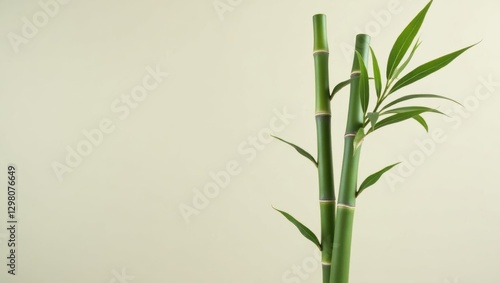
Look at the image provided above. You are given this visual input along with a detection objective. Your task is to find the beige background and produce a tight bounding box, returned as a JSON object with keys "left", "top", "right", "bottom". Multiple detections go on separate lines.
{"left": 0, "top": 0, "right": 499, "bottom": 282}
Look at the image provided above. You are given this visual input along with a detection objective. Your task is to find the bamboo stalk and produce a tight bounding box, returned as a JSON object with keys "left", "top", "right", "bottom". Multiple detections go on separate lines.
{"left": 330, "top": 34, "right": 370, "bottom": 283}
{"left": 312, "top": 14, "right": 336, "bottom": 283}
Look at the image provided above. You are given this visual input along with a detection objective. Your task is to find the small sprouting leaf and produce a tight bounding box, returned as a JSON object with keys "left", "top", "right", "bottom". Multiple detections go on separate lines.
{"left": 356, "top": 163, "right": 400, "bottom": 197}
{"left": 331, "top": 79, "right": 352, "bottom": 100}
{"left": 370, "top": 47, "right": 382, "bottom": 98}
{"left": 412, "top": 114, "right": 428, "bottom": 132}
{"left": 373, "top": 107, "right": 441, "bottom": 131}
{"left": 389, "top": 43, "right": 477, "bottom": 94}
{"left": 387, "top": 0, "right": 432, "bottom": 80}
{"left": 381, "top": 94, "right": 462, "bottom": 111}
{"left": 273, "top": 207, "right": 322, "bottom": 250}
{"left": 392, "top": 39, "right": 422, "bottom": 80}
{"left": 367, "top": 112, "right": 379, "bottom": 130}
{"left": 356, "top": 52, "right": 370, "bottom": 114}
{"left": 272, "top": 136, "right": 317, "bottom": 167}
{"left": 353, "top": 127, "right": 365, "bottom": 152}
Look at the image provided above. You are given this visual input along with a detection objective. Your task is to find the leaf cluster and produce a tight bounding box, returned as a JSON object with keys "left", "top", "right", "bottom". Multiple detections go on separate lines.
{"left": 271, "top": 0, "right": 475, "bottom": 248}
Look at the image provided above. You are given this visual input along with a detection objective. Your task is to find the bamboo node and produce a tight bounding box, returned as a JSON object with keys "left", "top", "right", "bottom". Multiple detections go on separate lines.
{"left": 315, "top": 112, "right": 331, "bottom": 117}
{"left": 337, "top": 203, "right": 355, "bottom": 209}
{"left": 344, "top": 133, "right": 356, "bottom": 138}
{"left": 321, "top": 262, "right": 332, "bottom": 266}
{"left": 319, "top": 199, "right": 335, "bottom": 203}
{"left": 313, "top": 49, "right": 329, "bottom": 55}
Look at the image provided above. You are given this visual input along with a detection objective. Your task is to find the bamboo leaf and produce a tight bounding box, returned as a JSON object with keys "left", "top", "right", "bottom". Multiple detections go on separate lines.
{"left": 381, "top": 94, "right": 462, "bottom": 111}
{"left": 386, "top": 1, "right": 432, "bottom": 80}
{"left": 373, "top": 108, "right": 441, "bottom": 131}
{"left": 367, "top": 112, "right": 379, "bottom": 131}
{"left": 272, "top": 136, "right": 317, "bottom": 167}
{"left": 381, "top": 106, "right": 445, "bottom": 116}
{"left": 331, "top": 79, "right": 352, "bottom": 100}
{"left": 390, "top": 43, "right": 477, "bottom": 94}
{"left": 412, "top": 114, "right": 428, "bottom": 132}
{"left": 356, "top": 52, "right": 370, "bottom": 114}
{"left": 392, "top": 39, "right": 422, "bottom": 80}
{"left": 273, "top": 207, "right": 322, "bottom": 250}
{"left": 356, "top": 163, "right": 400, "bottom": 197}
{"left": 353, "top": 127, "right": 365, "bottom": 152}
{"left": 374, "top": 111, "right": 421, "bottom": 130}
{"left": 370, "top": 47, "right": 382, "bottom": 98}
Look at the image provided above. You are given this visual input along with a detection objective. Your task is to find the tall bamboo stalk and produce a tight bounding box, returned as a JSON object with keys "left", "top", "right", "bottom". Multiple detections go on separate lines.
{"left": 312, "top": 14, "right": 336, "bottom": 283}
{"left": 274, "top": 4, "right": 472, "bottom": 283}
{"left": 330, "top": 34, "right": 370, "bottom": 283}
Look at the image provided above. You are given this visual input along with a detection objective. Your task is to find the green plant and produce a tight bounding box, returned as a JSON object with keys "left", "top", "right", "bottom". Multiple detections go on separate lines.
{"left": 272, "top": 1, "right": 475, "bottom": 282}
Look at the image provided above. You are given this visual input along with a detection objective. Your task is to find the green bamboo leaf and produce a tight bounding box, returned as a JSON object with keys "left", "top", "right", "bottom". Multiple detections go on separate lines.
{"left": 370, "top": 47, "right": 382, "bottom": 98}
{"left": 387, "top": 1, "right": 432, "bottom": 80}
{"left": 356, "top": 52, "right": 370, "bottom": 114}
{"left": 381, "top": 94, "right": 462, "bottom": 111}
{"left": 367, "top": 112, "right": 379, "bottom": 131}
{"left": 331, "top": 78, "right": 352, "bottom": 100}
{"left": 381, "top": 106, "right": 445, "bottom": 116}
{"left": 412, "top": 114, "right": 428, "bottom": 132}
{"left": 374, "top": 111, "right": 421, "bottom": 130}
{"left": 272, "top": 136, "right": 317, "bottom": 167}
{"left": 353, "top": 127, "right": 365, "bottom": 152}
{"left": 356, "top": 163, "right": 400, "bottom": 197}
{"left": 389, "top": 43, "right": 477, "bottom": 94}
{"left": 273, "top": 207, "right": 322, "bottom": 250}
{"left": 373, "top": 108, "right": 441, "bottom": 131}
{"left": 392, "top": 39, "right": 421, "bottom": 80}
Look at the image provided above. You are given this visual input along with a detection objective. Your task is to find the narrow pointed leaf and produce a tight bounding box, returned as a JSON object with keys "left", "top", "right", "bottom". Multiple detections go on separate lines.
{"left": 331, "top": 78, "right": 352, "bottom": 100}
{"left": 353, "top": 127, "right": 365, "bottom": 152}
{"left": 356, "top": 52, "right": 370, "bottom": 114}
{"left": 370, "top": 47, "right": 382, "bottom": 98}
{"left": 273, "top": 207, "right": 322, "bottom": 250}
{"left": 272, "top": 136, "right": 317, "bottom": 167}
{"left": 356, "top": 163, "right": 400, "bottom": 197}
{"left": 387, "top": 1, "right": 432, "bottom": 80}
{"left": 381, "top": 106, "right": 445, "bottom": 116}
{"left": 412, "top": 114, "right": 428, "bottom": 132}
{"left": 367, "top": 112, "right": 379, "bottom": 130}
{"left": 374, "top": 111, "right": 421, "bottom": 130}
{"left": 390, "top": 43, "right": 477, "bottom": 94}
{"left": 373, "top": 108, "right": 442, "bottom": 131}
{"left": 381, "top": 94, "right": 462, "bottom": 111}
{"left": 393, "top": 39, "right": 422, "bottom": 80}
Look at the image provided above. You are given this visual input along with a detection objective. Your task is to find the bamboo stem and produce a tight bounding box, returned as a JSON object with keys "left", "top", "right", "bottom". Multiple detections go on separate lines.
{"left": 330, "top": 34, "right": 370, "bottom": 283}
{"left": 312, "top": 14, "right": 336, "bottom": 283}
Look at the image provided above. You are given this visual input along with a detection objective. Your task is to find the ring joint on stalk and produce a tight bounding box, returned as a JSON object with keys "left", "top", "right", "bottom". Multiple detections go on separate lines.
{"left": 337, "top": 203, "right": 356, "bottom": 209}
{"left": 315, "top": 111, "right": 331, "bottom": 117}
{"left": 321, "top": 262, "right": 332, "bottom": 266}
{"left": 313, "top": 50, "right": 329, "bottom": 55}
{"left": 344, "top": 133, "right": 356, "bottom": 138}
{"left": 319, "top": 199, "right": 335, "bottom": 203}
